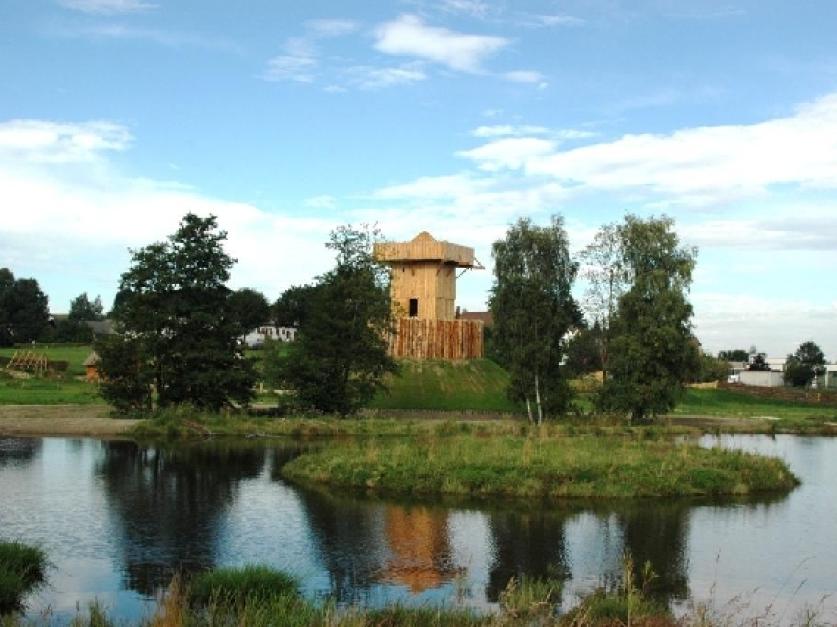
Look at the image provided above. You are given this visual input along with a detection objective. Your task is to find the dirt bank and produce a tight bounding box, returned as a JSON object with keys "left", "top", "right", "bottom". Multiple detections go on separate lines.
{"left": 0, "top": 405, "right": 142, "bottom": 437}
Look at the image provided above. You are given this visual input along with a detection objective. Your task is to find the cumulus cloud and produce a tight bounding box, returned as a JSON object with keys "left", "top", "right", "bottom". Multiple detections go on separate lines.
{"left": 444, "top": 93, "right": 837, "bottom": 204}
{"left": 457, "top": 137, "right": 556, "bottom": 171}
{"left": 0, "top": 119, "right": 132, "bottom": 163}
{"left": 0, "top": 119, "right": 336, "bottom": 303}
{"left": 374, "top": 14, "right": 507, "bottom": 73}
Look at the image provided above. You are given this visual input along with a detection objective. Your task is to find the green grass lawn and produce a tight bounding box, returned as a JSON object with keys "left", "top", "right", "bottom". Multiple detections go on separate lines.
{"left": 370, "top": 359, "right": 521, "bottom": 412}
{"left": 0, "top": 344, "right": 93, "bottom": 377}
{"left": 675, "top": 388, "right": 837, "bottom": 421}
{"left": 0, "top": 344, "right": 101, "bottom": 405}
{"left": 0, "top": 376, "right": 103, "bottom": 405}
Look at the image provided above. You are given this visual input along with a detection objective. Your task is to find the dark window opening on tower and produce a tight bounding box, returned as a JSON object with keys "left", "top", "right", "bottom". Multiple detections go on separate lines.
{"left": 409, "top": 298, "right": 419, "bottom": 317}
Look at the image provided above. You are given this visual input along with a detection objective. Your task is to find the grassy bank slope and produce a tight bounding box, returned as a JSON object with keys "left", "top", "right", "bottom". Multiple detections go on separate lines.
{"left": 283, "top": 435, "right": 798, "bottom": 499}
{"left": 371, "top": 359, "right": 520, "bottom": 413}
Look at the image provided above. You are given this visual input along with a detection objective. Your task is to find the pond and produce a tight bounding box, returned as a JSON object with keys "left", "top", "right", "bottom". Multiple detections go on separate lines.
{"left": 0, "top": 434, "right": 835, "bottom": 624}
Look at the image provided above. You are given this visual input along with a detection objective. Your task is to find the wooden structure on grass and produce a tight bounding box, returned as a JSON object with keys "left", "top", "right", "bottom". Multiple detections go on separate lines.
{"left": 374, "top": 231, "right": 484, "bottom": 360}
{"left": 5, "top": 350, "right": 49, "bottom": 376}
{"left": 83, "top": 351, "right": 101, "bottom": 382}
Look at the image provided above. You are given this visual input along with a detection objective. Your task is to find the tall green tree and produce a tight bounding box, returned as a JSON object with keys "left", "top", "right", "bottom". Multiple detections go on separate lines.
{"left": 101, "top": 213, "right": 257, "bottom": 412}
{"left": 68, "top": 292, "right": 105, "bottom": 321}
{"left": 599, "top": 215, "right": 698, "bottom": 423}
{"left": 272, "top": 284, "right": 317, "bottom": 328}
{"left": 281, "top": 225, "right": 397, "bottom": 416}
{"left": 0, "top": 268, "right": 49, "bottom": 346}
{"left": 784, "top": 341, "right": 826, "bottom": 387}
{"left": 489, "top": 216, "right": 580, "bottom": 423}
{"left": 718, "top": 349, "right": 750, "bottom": 362}
{"left": 228, "top": 288, "right": 271, "bottom": 333}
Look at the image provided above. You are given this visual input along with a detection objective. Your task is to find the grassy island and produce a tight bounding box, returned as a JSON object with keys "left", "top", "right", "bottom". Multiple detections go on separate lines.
{"left": 282, "top": 436, "right": 798, "bottom": 499}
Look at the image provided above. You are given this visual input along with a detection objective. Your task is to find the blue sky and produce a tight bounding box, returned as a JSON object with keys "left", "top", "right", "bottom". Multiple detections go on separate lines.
{"left": 1, "top": 0, "right": 836, "bottom": 358}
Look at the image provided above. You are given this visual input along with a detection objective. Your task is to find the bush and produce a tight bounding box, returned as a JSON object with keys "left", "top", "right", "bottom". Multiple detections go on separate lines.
{"left": 189, "top": 566, "right": 298, "bottom": 607}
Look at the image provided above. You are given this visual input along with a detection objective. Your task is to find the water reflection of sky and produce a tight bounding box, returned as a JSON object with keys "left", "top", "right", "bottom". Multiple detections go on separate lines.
{"left": 1, "top": 435, "right": 835, "bottom": 624}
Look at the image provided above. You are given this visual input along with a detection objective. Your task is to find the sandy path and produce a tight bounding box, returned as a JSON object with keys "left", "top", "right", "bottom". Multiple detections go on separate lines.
{"left": 0, "top": 405, "right": 142, "bottom": 437}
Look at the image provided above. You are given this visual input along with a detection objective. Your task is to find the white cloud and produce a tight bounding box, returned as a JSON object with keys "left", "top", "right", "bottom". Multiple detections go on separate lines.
{"left": 467, "top": 92, "right": 837, "bottom": 204}
{"left": 502, "top": 70, "right": 546, "bottom": 84}
{"left": 693, "top": 293, "right": 837, "bottom": 359}
{"left": 0, "top": 119, "right": 336, "bottom": 303}
{"left": 374, "top": 14, "right": 508, "bottom": 73}
{"left": 263, "top": 55, "right": 317, "bottom": 83}
{"left": 457, "top": 137, "right": 556, "bottom": 171}
{"left": 57, "top": 0, "right": 155, "bottom": 14}
{"left": 439, "top": 0, "right": 491, "bottom": 18}
{"left": 305, "top": 194, "right": 337, "bottom": 209}
{"left": 520, "top": 14, "right": 585, "bottom": 27}
{"left": 305, "top": 18, "right": 359, "bottom": 37}
{"left": 346, "top": 64, "right": 427, "bottom": 89}
{"left": 681, "top": 212, "right": 837, "bottom": 251}
{"left": 472, "top": 125, "right": 549, "bottom": 137}
{"left": 53, "top": 23, "right": 241, "bottom": 52}
{"left": 0, "top": 119, "right": 131, "bottom": 163}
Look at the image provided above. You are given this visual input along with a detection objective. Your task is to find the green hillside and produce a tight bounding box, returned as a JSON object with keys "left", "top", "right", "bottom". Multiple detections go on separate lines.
{"left": 371, "top": 359, "right": 520, "bottom": 413}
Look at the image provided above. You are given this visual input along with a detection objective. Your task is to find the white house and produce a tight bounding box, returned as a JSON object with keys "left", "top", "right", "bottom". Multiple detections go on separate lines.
{"left": 816, "top": 364, "right": 837, "bottom": 390}
{"left": 244, "top": 326, "right": 296, "bottom": 348}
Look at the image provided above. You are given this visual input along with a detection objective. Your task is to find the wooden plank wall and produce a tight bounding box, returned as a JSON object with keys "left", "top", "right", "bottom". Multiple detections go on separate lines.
{"left": 389, "top": 318, "right": 484, "bottom": 360}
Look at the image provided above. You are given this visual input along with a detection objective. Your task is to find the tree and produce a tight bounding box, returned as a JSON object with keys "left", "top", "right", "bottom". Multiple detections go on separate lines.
{"left": 100, "top": 213, "right": 257, "bottom": 413}
{"left": 97, "top": 334, "right": 153, "bottom": 414}
{"left": 578, "top": 223, "right": 630, "bottom": 384}
{"left": 563, "top": 323, "right": 604, "bottom": 378}
{"left": 69, "top": 292, "right": 105, "bottom": 321}
{"left": 689, "top": 353, "right": 729, "bottom": 383}
{"left": 228, "top": 288, "right": 271, "bottom": 334}
{"left": 599, "top": 215, "right": 698, "bottom": 423}
{"left": 784, "top": 341, "right": 826, "bottom": 388}
{"left": 718, "top": 349, "right": 750, "bottom": 362}
{"left": 489, "top": 216, "right": 580, "bottom": 423}
{"left": 281, "top": 225, "right": 397, "bottom": 415}
{"left": 272, "top": 284, "right": 317, "bottom": 328}
{"left": 0, "top": 268, "right": 49, "bottom": 346}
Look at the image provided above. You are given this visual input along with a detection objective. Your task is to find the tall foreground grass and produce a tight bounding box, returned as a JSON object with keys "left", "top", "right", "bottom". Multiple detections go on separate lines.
{"left": 282, "top": 435, "right": 799, "bottom": 498}
{"left": 0, "top": 542, "right": 47, "bottom": 612}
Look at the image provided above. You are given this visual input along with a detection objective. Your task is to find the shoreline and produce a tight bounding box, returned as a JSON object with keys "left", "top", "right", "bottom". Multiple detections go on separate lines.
{"left": 1, "top": 404, "right": 836, "bottom": 438}
{"left": 0, "top": 405, "right": 141, "bottom": 437}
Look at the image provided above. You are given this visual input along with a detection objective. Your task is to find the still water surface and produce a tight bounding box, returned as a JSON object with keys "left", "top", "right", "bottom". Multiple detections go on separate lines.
{"left": 1, "top": 434, "right": 835, "bottom": 623}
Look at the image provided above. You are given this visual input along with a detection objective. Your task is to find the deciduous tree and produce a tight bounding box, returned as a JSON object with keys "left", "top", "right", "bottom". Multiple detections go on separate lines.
{"left": 0, "top": 268, "right": 49, "bottom": 346}
{"left": 100, "top": 213, "right": 256, "bottom": 413}
{"left": 784, "top": 340, "right": 826, "bottom": 387}
{"left": 599, "top": 215, "right": 698, "bottom": 423}
{"left": 281, "top": 225, "right": 397, "bottom": 415}
{"left": 490, "top": 216, "right": 580, "bottom": 423}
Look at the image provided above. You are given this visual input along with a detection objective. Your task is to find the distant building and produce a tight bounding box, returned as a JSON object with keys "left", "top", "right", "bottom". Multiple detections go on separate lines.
{"left": 244, "top": 326, "right": 296, "bottom": 348}
{"left": 456, "top": 308, "right": 493, "bottom": 327}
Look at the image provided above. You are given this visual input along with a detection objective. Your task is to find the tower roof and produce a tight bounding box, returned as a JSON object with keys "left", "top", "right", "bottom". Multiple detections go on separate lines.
{"left": 373, "top": 231, "right": 480, "bottom": 268}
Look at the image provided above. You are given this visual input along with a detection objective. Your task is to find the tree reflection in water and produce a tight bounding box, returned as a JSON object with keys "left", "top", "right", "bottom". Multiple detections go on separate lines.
{"left": 96, "top": 440, "right": 265, "bottom": 596}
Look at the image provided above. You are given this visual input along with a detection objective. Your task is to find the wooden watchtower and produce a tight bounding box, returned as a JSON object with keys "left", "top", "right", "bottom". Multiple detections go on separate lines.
{"left": 374, "top": 232, "right": 484, "bottom": 359}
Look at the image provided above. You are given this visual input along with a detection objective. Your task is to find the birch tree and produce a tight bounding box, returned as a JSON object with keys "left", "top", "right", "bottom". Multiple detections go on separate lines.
{"left": 489, "top": 216, "right": 579, "bottom": 423}
{"left": 578, "top": 223, "right": 629, "bottom": 383}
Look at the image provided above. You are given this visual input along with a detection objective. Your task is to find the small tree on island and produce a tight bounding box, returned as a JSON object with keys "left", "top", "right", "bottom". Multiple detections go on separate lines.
{"left": 98, "top": 213, "right": 257, "bottom": 413}
{"left": 272, "top": 225, "right": 397, "bottom": 416}
{"left": 784, "top": 341, "right": 826, "bottom": 388}
{"left": 598, "top": 215, "right": 699, "bottom": 423}
{"left": 489, "top": 216, "right": 580, "bottom": 423}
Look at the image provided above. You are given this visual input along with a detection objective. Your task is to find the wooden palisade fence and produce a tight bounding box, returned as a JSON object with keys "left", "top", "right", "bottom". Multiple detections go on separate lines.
{"left": 388, "top": 318, "right": 484, "bottom": 360}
